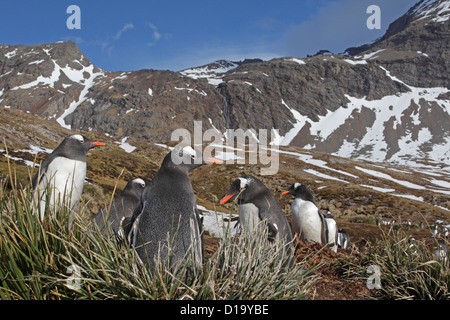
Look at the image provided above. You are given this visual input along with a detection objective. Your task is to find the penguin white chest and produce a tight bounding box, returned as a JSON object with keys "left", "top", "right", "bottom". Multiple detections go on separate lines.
{"left": 291, "top": 199, "right": 322, "bottom": 243}
{"left": 39, "top": 157, "right": 86, "bottom": 209}
{"left": 238, "top": 203, "right": 260, "bottom": 233}
{"left": 325, "top": 218, "right": 338, "bottom": 252}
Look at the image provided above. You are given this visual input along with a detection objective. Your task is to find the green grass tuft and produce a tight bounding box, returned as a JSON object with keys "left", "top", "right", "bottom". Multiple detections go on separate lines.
{"left": 0, "top": 172, "right": 316, "bottom": 300}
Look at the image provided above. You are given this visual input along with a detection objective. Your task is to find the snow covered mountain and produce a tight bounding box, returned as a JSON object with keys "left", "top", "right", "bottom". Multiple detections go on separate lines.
{"left": 216, "top": 0, "right": 450, "bottom": 167}
{"left": 180, "top": 59, "right": 262, "bottom": 86}
{"left": 0, "top": 0, "right": 449, "bottom": 170}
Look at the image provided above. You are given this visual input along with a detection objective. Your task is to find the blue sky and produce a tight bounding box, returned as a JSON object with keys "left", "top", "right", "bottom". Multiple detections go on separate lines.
{"left": 0, "top": 0, "right": 418, "bottom": 71}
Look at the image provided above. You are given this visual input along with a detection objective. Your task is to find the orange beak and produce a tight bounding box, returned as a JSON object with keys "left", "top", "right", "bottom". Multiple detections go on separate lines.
{"left": 219, "top": 194, "right": 236, "bottom": 205}
{"left": 281, "top": 190, "right": 290, "bottom": 195}
{"left": 91, "top": 141, "right": 106, "bottom": 147}
{"left": 203, "top": 158, "right": 223, "bottom": 164}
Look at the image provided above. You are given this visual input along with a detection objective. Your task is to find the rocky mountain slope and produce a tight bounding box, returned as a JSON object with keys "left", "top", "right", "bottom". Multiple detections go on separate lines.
{"left": 0, "top": 0, "right": 449, "bottom": 169}
{"left": 1, "top": 105, "right": 449, "bottom": 237}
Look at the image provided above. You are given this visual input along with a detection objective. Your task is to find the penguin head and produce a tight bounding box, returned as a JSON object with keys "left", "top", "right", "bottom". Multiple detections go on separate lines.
{"left": 218, "top": 175, "right": 258, "bottom": 205}
{"left": 437, "top": 239, "right": 448, "bottom": 250}
{"left": 281, "top": 182, "right": 316, "bottom": 204}
{"left": 167, "top": 145, "right": 222, "bottom": 172}
{"left": 123, "top": 178, "right": 146, "bottom": 199}
{"left": 55, "top": 135, "right": 106, "bottom": 160}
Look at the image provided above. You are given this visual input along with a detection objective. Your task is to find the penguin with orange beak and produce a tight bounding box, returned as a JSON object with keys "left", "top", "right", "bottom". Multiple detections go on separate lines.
{"left": 129, "top": 145, "right": 222, "bottom": 271}
{"left": 32, "top": 134, "right": 106, "bottom": 221}
{"left": 219, "top": 175, "right": 293, "bottom": 250}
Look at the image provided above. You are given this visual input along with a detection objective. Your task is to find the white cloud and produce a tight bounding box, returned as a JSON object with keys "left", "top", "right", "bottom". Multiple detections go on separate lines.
{"left": 93, "top": 23, "right": 134, "bottom": 55}
{"left": 146, "top": 22, "right": 165, "bottom": 46}
{"left": 114, "top": 23, "right": 134, "bottom": 40}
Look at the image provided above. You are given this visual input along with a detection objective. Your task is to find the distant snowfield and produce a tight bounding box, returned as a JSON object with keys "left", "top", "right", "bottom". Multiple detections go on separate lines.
{"left": 1, "top": 144, "right": 54, "bottom": 168}
{"left": 416, "top": 0, "right": 450, "bottom": 23}
{"left": 272, "top": 65, "right": 450, "bottom": 168}
{"left": 180, "top": 61, "right": 239, "bottom": 86}
{"left": 115, "top": 137, "right": 136, "bottom": 153}
{"left": 7, "top": 49, "right": 106, "bottom": 130}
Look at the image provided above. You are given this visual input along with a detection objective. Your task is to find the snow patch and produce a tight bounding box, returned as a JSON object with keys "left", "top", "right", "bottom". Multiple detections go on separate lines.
{"left": 5, "top": 49, "right": 18, "bottom": 59}
{"left": 115, "top": 137, "right": 136, "bottom": 153}
{"left": 343, "top": 59, "right": 367, "bottom": 65}
{"left": 286, "top": 58, "right": 306, "bottom": 65}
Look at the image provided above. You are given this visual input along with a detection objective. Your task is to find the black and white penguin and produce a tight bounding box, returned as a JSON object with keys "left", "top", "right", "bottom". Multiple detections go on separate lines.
{"left": 282, "top": 183, "right": 337, "bottom": 251}
{"left": 218, "top": 175, "right": 293, "bottom": 249}
{"left": 337, "top": 228, "right": 351, "bottom": 249}
{"left": 32, "top": 134, "right": 105, "bottom": 220}
{"left": 282, "top": 183, "right": 323, "bottom": 245}
{"left": 93, "top": 178, "right": 146, "bottom": 238}
{"left": 322, "top": 210, "right": 338, "bottom": 252}
{"left": 128, "top": 145, "right": 221, "bottom": 271}
{"left": 433, "top": 239, "right": 448, "bottom": 262}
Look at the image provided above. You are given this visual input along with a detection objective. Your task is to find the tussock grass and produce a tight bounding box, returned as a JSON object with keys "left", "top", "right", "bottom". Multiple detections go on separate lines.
{"left": 0, "top": 168, "right": 316, "bottom": 300}
{"left": 349, "top": 227, "right": 450, "bottom": 300}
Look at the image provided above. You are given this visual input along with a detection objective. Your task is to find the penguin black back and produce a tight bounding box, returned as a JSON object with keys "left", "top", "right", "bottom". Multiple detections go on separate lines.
{"left": 94, "top": 178, "right": 145, "bottom": 237}
{"left": 219, "top": 175, "right": 294, "bottom": 247}
{"left": 130, "top": 146, "right": 221, "bottom": 271}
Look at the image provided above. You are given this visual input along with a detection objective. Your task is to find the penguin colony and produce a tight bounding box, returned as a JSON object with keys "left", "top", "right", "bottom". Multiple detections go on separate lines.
{"left": 32, "top": 135, "right": 355, "bottom": 271}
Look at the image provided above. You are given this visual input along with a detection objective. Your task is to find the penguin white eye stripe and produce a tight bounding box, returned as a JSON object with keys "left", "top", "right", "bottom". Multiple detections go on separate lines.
{"left": 133, "top": 178, "right": 145, "bottom": 185}
{"left": 239, "top": 178, "right": 248, "bottom": 189}
{"left": 294, "top": 182, "right": 301, "bottom": 189}
{"left": 238, "top": 177, "right": 250, "bottom": 189}
{"left": 182, "top": 146, "right": 196, "bottom": 157}
{"left": 71, "top": 134, "right": 84, "bottom": 142}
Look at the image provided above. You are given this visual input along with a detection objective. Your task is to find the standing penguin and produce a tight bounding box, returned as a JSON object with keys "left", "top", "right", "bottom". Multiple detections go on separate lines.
{"left": 282, "top": 183, "right": 334, "bottom": 250}
{"left": 337, "top": 228, "right": 351, "bottom": 249}
{"left": 322, "top": 210, "right": 338, "bottom": 252}
{"left": 32, "top": 134, "right": 105, "bottom": 220}
{"left": 218, "top": 175, "right": 293, "bottom": 250}
{"left": 129, "top": 146, "right": 221, "bottom": 271}
{"left": 93, "top": 178, "right": 145, "bottom": 238}
{"left": 433, "top": 239, "right": 448, "bottom": 262}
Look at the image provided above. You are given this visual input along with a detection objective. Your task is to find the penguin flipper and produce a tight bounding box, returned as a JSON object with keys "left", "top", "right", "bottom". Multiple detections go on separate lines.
{"left": 194, "top": 206, "right": 204, "bottom": 263}
{"left": 32, "top": 162, "right": 48, "bottom": 190}
{"left": 31, "top": 153, "right": 59, "bottom": 190}
{"left": 257, "top": 206, "right": 279, "bottom": 242}
{"left": 318, "top": 210, "right": 329, "bottom": 245}
{"left": 127, "top": 200, "right": 145, "bottom": 246}
{"left": 267, "top": 222, "right": 278, "bottom": 242}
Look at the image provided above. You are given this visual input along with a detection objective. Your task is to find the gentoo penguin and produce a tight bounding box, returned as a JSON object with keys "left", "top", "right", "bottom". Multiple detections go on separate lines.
{"left": 432, "top": 225, "right": 440, "bottom": 238}
{"left": 322, "top": 210, "right": 338, "bottom": 252}
{"left": 93, "top": 178, "right": 145, "bottom": 238}
{"left": 337, "top": 228, "right": 351, "bottom": 249}
{"left": 282, "top": 183, "right": 333, "bottom": 250}
{"left": 32, "top": 134, "right": 105, "bottom": 220}
{"left": 128, "top": 146, "right": 221, "bottom": 271}
{"left": 218, "top": 175, "right": 293, "bottom": 250}
{"left": 433, "top": 239, "right": 448, "bottom": 262}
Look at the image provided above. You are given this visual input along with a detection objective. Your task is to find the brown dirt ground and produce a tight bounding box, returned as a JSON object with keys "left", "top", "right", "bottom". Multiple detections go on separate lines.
{"left": 203, "top": 232, "right": 381, "bottom": 300}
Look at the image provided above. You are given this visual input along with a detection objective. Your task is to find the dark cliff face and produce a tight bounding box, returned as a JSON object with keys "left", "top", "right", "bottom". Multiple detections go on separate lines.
{"left": 217, "top": 56, "right": 409, "bottom": 134}
{"left": 0, "top": 0, "right": 449, "bottom": 165}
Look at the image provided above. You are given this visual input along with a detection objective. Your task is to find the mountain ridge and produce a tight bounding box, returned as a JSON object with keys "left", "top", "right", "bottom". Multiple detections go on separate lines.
{"left": 0, "top": 0, "right": 449, "bottom": 169}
